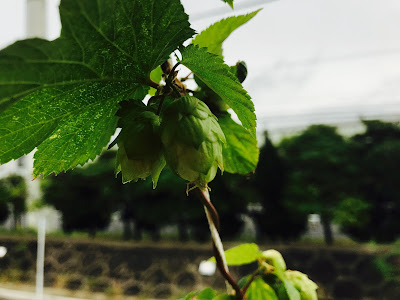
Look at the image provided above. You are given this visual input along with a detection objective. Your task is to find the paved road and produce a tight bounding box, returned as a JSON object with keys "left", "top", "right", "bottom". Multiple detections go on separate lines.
{"left": 0, "top": 288, "right": 88, "bottom": 300}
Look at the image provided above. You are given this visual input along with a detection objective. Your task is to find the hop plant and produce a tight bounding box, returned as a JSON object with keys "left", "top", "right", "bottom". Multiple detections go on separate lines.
{"left": 114, "top": 109, "right": 165, "bottom": 187}
{"left": 160, "top": 96, "right": 225, "bottom": 189}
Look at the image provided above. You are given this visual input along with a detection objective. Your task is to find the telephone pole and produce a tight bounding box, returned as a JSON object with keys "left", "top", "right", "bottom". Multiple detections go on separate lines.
{"left": 26, "top": 0, "right": 47, "bottom": 38}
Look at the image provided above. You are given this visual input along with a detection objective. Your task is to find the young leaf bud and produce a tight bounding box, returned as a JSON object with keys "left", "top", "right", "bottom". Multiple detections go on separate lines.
{"left": 262, "top": 249, "right": 287, "bottom": 272}
{"left": 160, "top": 96, "right": 225, "bottom": 189}
{"left": 285, "top": 270, "right": 318, "bottom": 300}
{"left": 115, "top": 111, "right": 165, "bottom": 188}
{"left": 236, "top": 60, "right": 248, "bottom": 83}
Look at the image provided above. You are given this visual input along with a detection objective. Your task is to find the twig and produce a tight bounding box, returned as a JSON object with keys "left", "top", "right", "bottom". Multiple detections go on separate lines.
{"left": 197, "top": 188, "right": 243, "bottom": 299}
{"left": 147, "top": 78, "right": 159, "bottom": 90}
{"left": 241, "top": 269, "right": 260, "bottom": 295}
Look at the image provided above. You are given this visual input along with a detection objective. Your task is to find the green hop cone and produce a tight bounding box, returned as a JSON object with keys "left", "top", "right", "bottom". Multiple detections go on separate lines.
{"left": 160, "top": 96, "right": 226, "bottom": 188}
{"left": 285, "top": 270, "right": 318, "bottom": 300}
{"left": 262, "top": 249, "right": 287, "bottom": 273}
{"left": 115, "top": 111, "right": 165, "bottom": 188}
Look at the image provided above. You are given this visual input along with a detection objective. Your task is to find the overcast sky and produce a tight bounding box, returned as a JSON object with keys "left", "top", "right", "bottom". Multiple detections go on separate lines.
{"left": 1, "top": 0, "right": 400, "bottom": 133}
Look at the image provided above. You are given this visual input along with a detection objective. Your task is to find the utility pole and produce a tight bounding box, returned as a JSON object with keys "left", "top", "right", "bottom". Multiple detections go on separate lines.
{"left": 26, "top": 2, "right": 47, "bottom": 299}
{"left": 26, "top": 0, "right": 47, "bottom": 38}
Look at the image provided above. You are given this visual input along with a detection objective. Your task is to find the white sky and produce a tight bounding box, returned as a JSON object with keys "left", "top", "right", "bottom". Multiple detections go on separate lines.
{"left": 1, "top": 0, "right": 400, "bottom": 133}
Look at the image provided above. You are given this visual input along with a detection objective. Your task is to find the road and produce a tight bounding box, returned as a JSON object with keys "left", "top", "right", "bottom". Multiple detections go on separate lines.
{"left": 0, "top": 287, "right": 88, "bottom": 300}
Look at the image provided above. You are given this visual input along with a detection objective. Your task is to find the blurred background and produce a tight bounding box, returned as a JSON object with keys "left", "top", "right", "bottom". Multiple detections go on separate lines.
{"left": 0, "top": 0, "right": 399, "bottom": 299}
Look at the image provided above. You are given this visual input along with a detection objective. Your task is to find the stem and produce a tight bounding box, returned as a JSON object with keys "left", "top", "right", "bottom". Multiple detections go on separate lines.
{"left": 156, "top": 95, "right": 166, "bottom": 115}
{"left": 196, "top": 189, "right": 220, "bottom": 230}
{"left": 197, "top": 188, "right": 243, "bottom": 299}
{"left": 147, "top": 78, "right": 159, "bottom": 90}
{"left": 241, "top": 269, "right": 260, "bottom": 295}
{"left": 170, "top": 62, "right": 181, "bottom": 77}
{"left": 181, "top": 71, "right": 193, "bottom": 81}
{"left": 171, "top": 83, "right": 182, "bottom": 97}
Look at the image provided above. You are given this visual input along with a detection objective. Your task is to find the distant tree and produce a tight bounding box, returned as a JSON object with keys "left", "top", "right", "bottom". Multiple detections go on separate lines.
{"left": 279, "top": 125, "right": 351, "bottom": 245}
{"left": 42, "top": 152, "right": 120, "bottom": 237}
{"left": 0, "top": 181, "right": 11, "bottom": 224}
{"left": 120, "top": 170, "right": 187, "bottom": 241}
{"left": 122, "top": 169, "right": 249, "bottom": 242}
{"left": 341, "top": 120, "right": 400, "bottom": 242}
{"left": 0, "top": 175, "right": 27, "bottom": 229}
{"left": 43, "top": 149, "right": 250, "bottom": 241}
{"left": 252, "top": 132, "right": 308, "bottom": 242}
{"left": 204, "top": 172, "right": 249, "bottom": 240}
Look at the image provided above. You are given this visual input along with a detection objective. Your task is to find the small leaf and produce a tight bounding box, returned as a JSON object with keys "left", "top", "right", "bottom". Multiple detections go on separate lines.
{"left": 261, "top": 249, "right": 287, "bottom": 273}
{"left": 218, "top": 113, "right": 258, "bottom": 174}
{"left": 179, "top": 291, "right": 196, "bottom": 300}
{"left": 221, "top": 0, "right": 234, "bottom": 9}
{"left": 209, "top": 243, "right": 260, "bottom": 266}
{"left": 246, "top": 278, "right": 279, "bottom": 300}
{"left": 285, "top": 270, "right": 318, "bottom": 300}
{"left": 180, "top": 45, "right": 256, "bottom": 138}
{"left": 193, "top": 10, "right": 261, "bottom": 56}
{"left": 213, "top": 295, "right": 235, "bottom": 300}
{"left": 197, "top": 288, "right": 217, "bottom": 300}
{"left": 278, "top": 279, "right": 301, "bottom": 300}
{"left": 149, "top": 66, "right": 163, "bottom": 96}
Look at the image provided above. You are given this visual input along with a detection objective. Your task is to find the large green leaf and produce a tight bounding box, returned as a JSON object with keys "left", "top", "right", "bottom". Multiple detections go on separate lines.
{"left": 209, "top": 243, "right": 261, "bottom": 266}
{"left": 179, "top": 45, "right": 256, "bottom": 137}
{"left": 193, "top": 10, "right": 261, "bottom": 56}
{"left": 218, "top": 113, "right": 258, "bottom": 174}
{"left": 246, "top": 278, "right": 279, "bottom": 300}
{"left": 0, "top": 0, "right": 194, "bottom": 175}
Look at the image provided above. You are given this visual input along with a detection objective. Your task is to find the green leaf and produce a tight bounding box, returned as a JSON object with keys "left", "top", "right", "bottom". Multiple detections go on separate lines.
{"left": 209, "top": 243, "right": 260, "bottom": 266}
{"left": 33, "top": 83, "right": 132, "bottom": 177}
{"left": 246, "top": 278, "right": 279, "bottom": 300}
{"left": 179, "top": 291, "right": 196, "bottom": 300}
{"left": 218, "top": 113, "right": 258, "bottom": 174}
{"left": 149, "top": 66, "right": 163, "bottom": 96}
{"left": 221, "top": 0, "right": 234, "bottom": 9}
{"left": 213, "top": 295, "right": 235, "bottom": 300}
{"left": 197, "top": 288, "right": 217, "bottom": 300}
{"left": 180, "top": 45, "right": 256, "bottom": 137}
{"left": 0, "top": 0, "right": 194, "bottom": 174}
{"left": 180, "top": 288, "right": 217, "bottom": 300}
{"left": 278, "top": 279, "right": 301, "bottom": 300}
{"left": 284, "top": 270, "right": 318, "bottom": 300}
{"left": 193, "top": 10, "right": 261, "bottom": 56}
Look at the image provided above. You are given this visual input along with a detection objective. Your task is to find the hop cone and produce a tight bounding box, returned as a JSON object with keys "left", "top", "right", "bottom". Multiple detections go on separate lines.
{"left": 160, "top": 96, "right": 225, "bottom": 188}
{"left": 115, "top": 111, "right": 165, "bottom": 187}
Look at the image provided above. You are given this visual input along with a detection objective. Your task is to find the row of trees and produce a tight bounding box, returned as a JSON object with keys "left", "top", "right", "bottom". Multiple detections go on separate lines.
{"left": 38, "top": 120, "right": 400, "bottom": 244}
{"left": 0, "top": 175, "right": 27, "bottom": 229}
{"left": 260, "top": 120, "right": 400, "bottom": 244}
